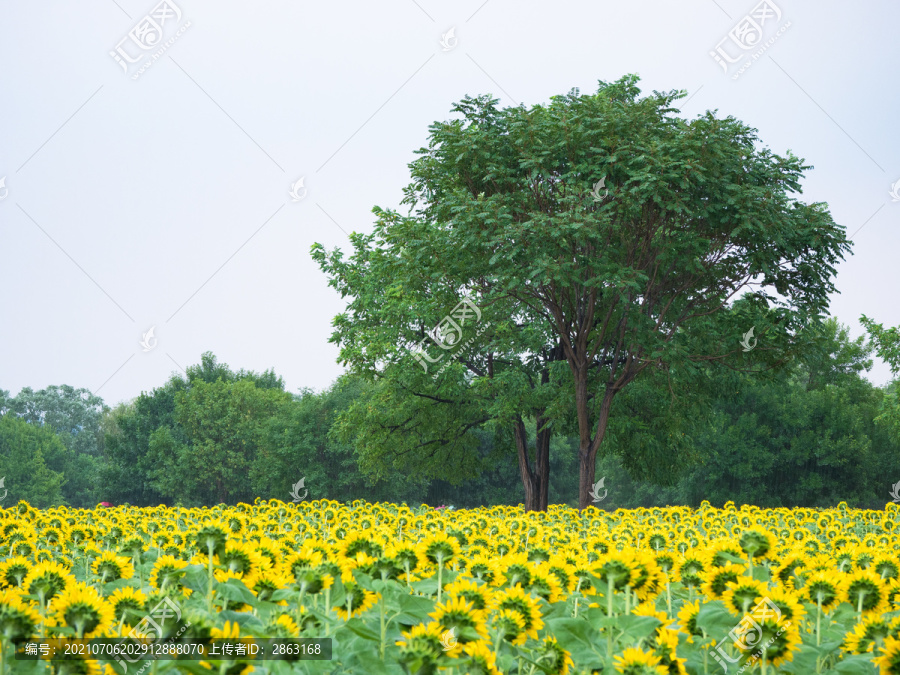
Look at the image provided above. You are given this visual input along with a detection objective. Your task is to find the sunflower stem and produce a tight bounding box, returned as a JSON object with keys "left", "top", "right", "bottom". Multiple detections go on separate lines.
{"left": 379, "top": 593, "right": 386, "bottom": 660}
{"left": 607, "top": 576, "right": 614, "bottom": 618}
{"left": 607, "top": 575, "right": 614, "bottom": 664}
{"left": 816, "top": 596, "right": 822, "bottom": 646}
{"left": 207, "top": 541, "right": 215, "bottom": 615}
{"left": 324, "top": 586, "right": 331, "bottom": 632}
{"left": 437, "top": 552, "right": 444, "bottom": 604}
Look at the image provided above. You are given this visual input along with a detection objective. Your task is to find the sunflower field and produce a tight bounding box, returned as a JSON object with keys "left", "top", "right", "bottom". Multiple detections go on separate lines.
{"left": 2, "top": 499, "right": 900, "bottom": 674}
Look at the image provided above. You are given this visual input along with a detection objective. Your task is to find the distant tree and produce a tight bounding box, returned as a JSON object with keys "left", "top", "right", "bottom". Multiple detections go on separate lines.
{"left": 147, "top": 378, "right": 290, "bottom": 505}
{"left": 100, "top": 387, "right": 181, "bottom": 506}
{"left": 252, "top": 375, "right": 428, "bottom": 504}
{"left": 0, "top": 414, "right": 66, "bottom": 507}
{"left": 101, "top": 352, "right": 286, "bottom": 506}
{"left": 595, "top": 318, "right": 898, "bottom": 509}
{"left": 0, "top": 385, "right": 106, "bottom": 507}
{"left": 861, "top": 315, "right": 900, "bottom": 443}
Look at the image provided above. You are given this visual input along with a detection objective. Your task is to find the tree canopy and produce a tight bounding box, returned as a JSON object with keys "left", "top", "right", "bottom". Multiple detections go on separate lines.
{"left": 314, "top": 75, "right": 851, "bottom": 509}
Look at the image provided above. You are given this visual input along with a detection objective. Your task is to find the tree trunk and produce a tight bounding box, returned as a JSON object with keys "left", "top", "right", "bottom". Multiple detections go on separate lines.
{"left": 534, "top": 415, "right": 551, "bottom": 511}
{"left": 513, "top": 417, "right": 540, "bottom": 511}
{"left": 578, "top": 389, "right": 616, "bottom": 510}
{"left": 513, "top": 416, "right": 552, "bottom": 511}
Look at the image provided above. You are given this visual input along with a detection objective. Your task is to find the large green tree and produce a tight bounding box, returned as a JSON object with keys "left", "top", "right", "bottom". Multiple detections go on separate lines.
{"left": 315, "top": 75, "right": 851, "bottom": 509}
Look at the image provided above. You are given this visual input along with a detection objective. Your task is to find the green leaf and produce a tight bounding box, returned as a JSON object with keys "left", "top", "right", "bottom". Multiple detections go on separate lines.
{"left": 832, "top": 653, "right": 881, "bottom": 674}
{"left": 343, "top": 617, "right": 380, "bottom": 641}
{"left": 543, "top": 617, "right": 605, "bottom": 668}
{"left": 215, "top": 578, "right": 259, "bottom": 608}
{"left": 695, "top": 600, "right": 739, "bottom": 640}
{"left": 777, "top": 643, "right": 826, "bottom": 674}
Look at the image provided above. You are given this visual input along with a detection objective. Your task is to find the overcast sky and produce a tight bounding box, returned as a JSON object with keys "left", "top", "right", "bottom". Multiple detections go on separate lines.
{"left": 1, "top": 0, "right": 897, "bottom": 406}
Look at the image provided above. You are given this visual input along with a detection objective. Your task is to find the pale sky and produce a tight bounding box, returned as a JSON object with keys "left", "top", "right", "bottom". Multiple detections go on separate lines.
{"left": 1, "top": 0, "right": 898, "bottom": 406}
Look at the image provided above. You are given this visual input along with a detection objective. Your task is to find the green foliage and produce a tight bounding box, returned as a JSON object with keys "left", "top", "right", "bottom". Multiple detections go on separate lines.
{"left": 252, "top": 376, "right": 427, "bottom": 504}
{"left": 151, "top": 378, "right": 291, "bottom": 505}
{"left": 314, "top": 74, "right": 852, "bottom": 510}
{"left": 0, "top": 414, "right": 66, "bottom": 507}
{"left": 99, "top": 382, "right": 184, "bottom": 506}
{"left": 0, "top": 384, "right": 106, "bottom": 506}
{"left": 861, "top": 315, "right": 900, "bottom": 443}
{"left": 100, "top": 352, "right": 285, "bottom": 507}
{"left": 590, "top": 319, "right": 900, "bottom": 509}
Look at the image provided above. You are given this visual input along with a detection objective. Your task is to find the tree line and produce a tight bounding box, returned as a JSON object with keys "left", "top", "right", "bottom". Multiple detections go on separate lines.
{"left": 1, "top": 315, "right": 899, "bottom": 510}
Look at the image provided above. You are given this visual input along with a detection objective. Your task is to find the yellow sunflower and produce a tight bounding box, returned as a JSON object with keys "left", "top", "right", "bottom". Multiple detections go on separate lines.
{"left": 613, "top": 646, "right": 668, "bottom": 674}
{"left": 492, "top": 584, "right": 544, "bottom": 641}
{"left": 107, "top": 586, "right": 147, "bottom": 626}
{"left": 215, "top": 540, "right": 271, "bottom": 589}
{"left": 49, "top": 582, "right": 115, "bottom": 639}
{"left": 720, "top": 577, "right": 768, "bottom": 617}
{"left": 22, "top": 560, "right": 71, "bottom": 605}
{"left": 445, "top": 578, "right": 494, "bottom": 612}
{"left": 700, "top": 563, "right": 746, "bottom": 600}
{"left": 0, "top": 588, "right": 43, "bottom": 641}
{"left": 462, "top": 640, "right": 502, "bottom": 675}
{"left": 92, "top": 550, "right": 134, "bottom": 583}
{"left": 489, "top": 608, "right": 528, "bottom": 646}
{"left": 0, "top": 556, "right": 31, "bottom": 589}
{"left": 843, "top": 569, "right": 890, "bottom": 616}
{"left": 653, "top": 627, "right": 688, "bottom": 675}
{"left": 845, "top": 615, "right": 892, "bottom": 654}
{"left": 396, "top": 621, "right": 446, "bottom": 667}
{"left": 429, "top": 595, "right": 488, "bottom": 646}
{"left": 804, "top": 570, "right": 844, "bottom": 611}
{"left": 875, "top": 635, "right": 900, "bottom": 675}
{"left": 148, "top": 554, "right": 189, "bottom": 593}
